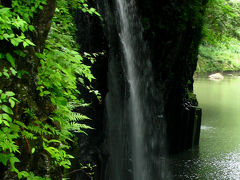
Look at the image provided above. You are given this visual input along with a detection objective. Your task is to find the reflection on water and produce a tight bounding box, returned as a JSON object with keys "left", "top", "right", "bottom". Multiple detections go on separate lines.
{"left": 170, "top": 75, "right": 240, "bottom": 179}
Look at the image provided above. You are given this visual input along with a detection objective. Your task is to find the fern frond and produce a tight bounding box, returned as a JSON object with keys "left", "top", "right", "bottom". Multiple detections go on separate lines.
{"left": 21, "top": 130, "right": 37, "bottom": 140}
{"left": 67, "top": 122, "right": 93, "bottom": 134}
{"left": 68, "top": 112, "right": 90, "bottom": 121}
{"left": 76, "top": 123, "right": 93, "bottom": 130}
{"left": 43, "top": 123, "right": 61, "bottom": 135}
{"left": 28, "top": 125, "right": 52, "bottom": 136}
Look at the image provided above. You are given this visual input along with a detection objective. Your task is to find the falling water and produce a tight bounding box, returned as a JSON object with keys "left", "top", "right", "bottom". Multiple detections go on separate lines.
{"left": 105, "top": 0, "right": 169, "bottom": 179}
{"left": 116, "top": 0, "right": 148, "bottom": 179}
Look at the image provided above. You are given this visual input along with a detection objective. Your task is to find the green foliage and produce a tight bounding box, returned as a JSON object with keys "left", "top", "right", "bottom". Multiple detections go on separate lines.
{"left": 0, "top": 0, "right": 43, "bottom": 49}
{"left": 202, "top": 0, "right": 238, "bottom": 44}
{"left": 71, "top": 0, "right": 102, "bottom": 19}
{"left": 197, "top": 40, "right": 240, "bottom": 73}
{"left": 197, "top": 0, "right": 240, "bottom": 73}
{"left": 0, "top": 0, "right": 101, "bottom": 179}
{"left": 0, "top": 2, "right": 51, "bottom": 175}
{"left": 0, "top": 92, "right": 22, "bottom": 176}
{"left": 79, "top": 163, "right": 96, "bottom": 180}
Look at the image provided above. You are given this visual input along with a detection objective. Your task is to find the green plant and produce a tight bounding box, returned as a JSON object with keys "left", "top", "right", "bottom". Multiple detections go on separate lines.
{"left": 197, "top": 0, "right": 240, "bottom": 73}
{"left": 0, "top": 0, "right": 101, "bottom": 179}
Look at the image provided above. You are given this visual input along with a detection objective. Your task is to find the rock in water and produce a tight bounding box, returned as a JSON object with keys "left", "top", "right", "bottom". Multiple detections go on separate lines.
{"left": 209, "top": 73, "right": 224, "bottom": 80}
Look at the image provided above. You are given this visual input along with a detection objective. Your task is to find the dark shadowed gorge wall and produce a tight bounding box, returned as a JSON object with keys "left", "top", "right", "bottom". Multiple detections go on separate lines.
{"left": 134, "top": 0, "right": 206, "bottom": 153}
{"left": 74, "top": 0, "right": 207, "bottom": 179}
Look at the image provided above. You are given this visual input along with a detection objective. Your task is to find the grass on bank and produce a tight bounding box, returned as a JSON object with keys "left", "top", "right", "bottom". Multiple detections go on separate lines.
{"left": 196, "top": 38, "right": 240, "bottom": 73}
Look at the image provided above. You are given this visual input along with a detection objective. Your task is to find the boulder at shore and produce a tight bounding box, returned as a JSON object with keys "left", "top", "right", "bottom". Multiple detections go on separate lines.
{"left": 209, "top": 73, "right": 224, "bottom": 80}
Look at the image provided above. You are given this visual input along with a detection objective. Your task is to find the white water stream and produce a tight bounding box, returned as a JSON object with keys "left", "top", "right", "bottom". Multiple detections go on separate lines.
{"left": 105, "top": 0, "right": 169, "bottom": 179}
{"left": 116, "top": 0, "right": 146, "bottom": 179}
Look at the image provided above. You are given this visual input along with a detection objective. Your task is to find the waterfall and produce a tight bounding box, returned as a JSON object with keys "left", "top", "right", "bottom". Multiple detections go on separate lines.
{"left": 105, "top": 0, "right": 170, "bottom": 179}
{"left": 116, "top": 0, "right": 149, "bottom": 179}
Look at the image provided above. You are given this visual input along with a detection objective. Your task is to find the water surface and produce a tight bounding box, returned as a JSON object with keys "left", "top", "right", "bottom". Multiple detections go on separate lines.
{"left": 171, "top": 75, "right": 240, "bottom": 179}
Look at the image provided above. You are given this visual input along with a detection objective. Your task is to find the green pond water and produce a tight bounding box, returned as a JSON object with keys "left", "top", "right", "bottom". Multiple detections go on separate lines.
{"left": 170, "top": 75, "right": 240, "bottom": 179}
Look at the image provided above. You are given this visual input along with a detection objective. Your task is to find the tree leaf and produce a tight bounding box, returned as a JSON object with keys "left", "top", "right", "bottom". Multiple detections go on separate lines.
{"left": 1, "top": 105, "right": 13, "bottom": 115}
{"left": 2, "top": 113, "right": 12, "bottom": 122}
{"left": 0, "top": 8, "right": 10, "bottom": 14}
{"left": 23, "top": 41, "right": 28, "bottom": 48}
{"left": 3, "top": 120, "right": 10, "bottom": 126}
{"left": 10, "top": 68, "right": 17, "bottom": 76}
{"left": 9, "top": 156, "right": 20, "bottom": 172}
{"left": 0, "top": 153, "right": 11, "bottom": 166}
{"left": 25, "top": 39, "right": 35, "bottom": 46}
{"left": 31, "top": 148, "right": 35, "bottom": 154}
{"left": 6, "top": 53, "right": 16, "bottom": 68}
{"left": 10, "top": 38, "right": 20, "bottom": 47}
{"left": 5, "top": 91, "right": 15, "bottom": 97}
{"left": 9, "top": 98, "right": 15, "bottom": 108}
{"left": 28, "top": 25, "right": 35, "bottom": 32}
{"left": 1, "top": 93, "right": 6, "bottom": 100}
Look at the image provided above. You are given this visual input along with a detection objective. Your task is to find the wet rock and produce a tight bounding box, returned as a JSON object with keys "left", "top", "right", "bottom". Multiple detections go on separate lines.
{"left": 209, "top": 73, "right": 224, "bottom": 80}
{"left": 74, "top": 0, "right": 206, "bottom": 178}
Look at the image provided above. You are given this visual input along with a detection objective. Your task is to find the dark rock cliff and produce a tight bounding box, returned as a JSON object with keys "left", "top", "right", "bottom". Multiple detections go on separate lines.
{"left": 134, "top": 0, "right": 206, "bottom": 153}
{"left": 74, "top": 0, "right": 207, "bottom": 179}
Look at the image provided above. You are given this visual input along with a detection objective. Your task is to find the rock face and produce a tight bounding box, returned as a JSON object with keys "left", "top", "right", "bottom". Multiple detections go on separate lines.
{"left": 135, "top": 0, "right": 206, "bottom": 153}
{"left": 74, "top": 0, "right": 207, "bottom": 179}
